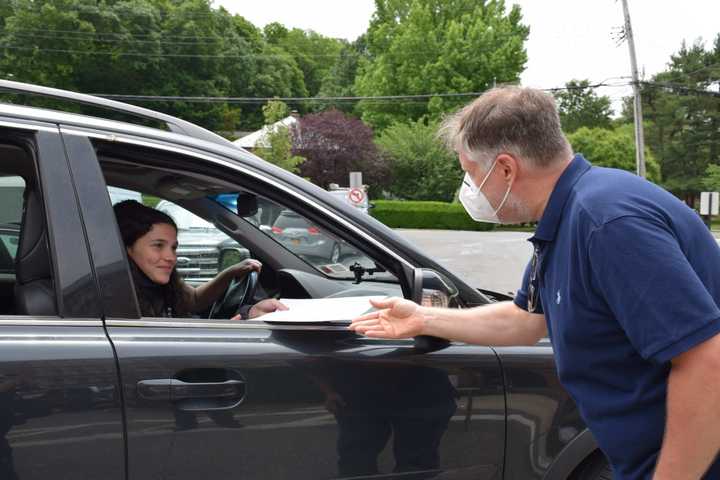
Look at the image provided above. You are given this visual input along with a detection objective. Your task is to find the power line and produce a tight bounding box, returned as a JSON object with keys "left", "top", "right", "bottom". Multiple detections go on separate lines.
{"left": 678, "top": 61, "right": 720, "bottom": 78}
{"left": 642, "top": 80, "right": 720, "bottom": 98}
{"left": 91, "top": 92, "right": 492, "bottom": 104}
{"left": 3, "top": 31, "right": 231, "bottom": 46}
{"left": 0, "top": 44, "right": 308, "bottom": 59}
{"left": 83, "top": 82, "right": 633, "bottom": 105}
{"left": 0, "top": 26, "right": 525, "bottom": 52}
{"left": 0, "top": 26, "right": 229, "bottom": 41}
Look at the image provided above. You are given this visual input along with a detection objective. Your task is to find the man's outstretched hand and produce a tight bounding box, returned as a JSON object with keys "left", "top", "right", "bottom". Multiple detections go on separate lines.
{"left": 349, "top": 297, "right": 426, "bottom": 339}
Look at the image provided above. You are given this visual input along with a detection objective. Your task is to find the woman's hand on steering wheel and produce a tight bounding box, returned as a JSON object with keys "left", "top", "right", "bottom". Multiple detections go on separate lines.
{"left": 231, "top": 298, "right": 288, "bottom": 320}
{"left": 227, "top": 258, "right": 262, "bottom": 278}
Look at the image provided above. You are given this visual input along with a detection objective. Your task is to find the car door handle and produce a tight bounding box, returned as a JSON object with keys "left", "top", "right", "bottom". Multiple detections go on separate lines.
{"left": 171, "top": 379, "right": 245, "bottom": 400}
{"left": 172, "top": 373, "right": 246, "bottom": 412}
{"left": 137, "top": 379, "right": 245, "bottom": 401}
{"left": 137, "top": 379, "right": 172, "bottom": 401}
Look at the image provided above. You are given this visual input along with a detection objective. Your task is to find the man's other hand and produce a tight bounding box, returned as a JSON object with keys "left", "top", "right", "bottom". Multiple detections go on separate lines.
{"left": 349, "top": 297, "right": 426, "bottom": 339}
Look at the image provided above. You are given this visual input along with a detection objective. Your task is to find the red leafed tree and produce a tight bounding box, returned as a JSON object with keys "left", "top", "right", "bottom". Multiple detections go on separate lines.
{"left": 292, "top": 109, "right": 391, "bottom": 195}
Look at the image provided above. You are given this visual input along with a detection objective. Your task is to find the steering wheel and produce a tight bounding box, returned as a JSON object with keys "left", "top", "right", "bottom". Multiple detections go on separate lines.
{"left": 208, "top": 271, "right": 259, "bottom": 319}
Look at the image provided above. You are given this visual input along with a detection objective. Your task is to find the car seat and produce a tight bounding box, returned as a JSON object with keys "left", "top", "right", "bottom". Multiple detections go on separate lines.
{"left": 14, "top": 187, "right": 56, "bottom": 315}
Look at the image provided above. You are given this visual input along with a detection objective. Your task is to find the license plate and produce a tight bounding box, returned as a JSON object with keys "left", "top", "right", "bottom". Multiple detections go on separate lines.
{"left": 292, "top": 238, "right": 301, "bottom": 245}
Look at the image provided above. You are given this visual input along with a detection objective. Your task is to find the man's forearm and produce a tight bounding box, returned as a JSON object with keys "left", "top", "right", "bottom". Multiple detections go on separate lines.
{"left": 653, "top": 355, "right": 720, "bottom": 479}
{"left": 420, "top": 301, "right": 547, "bottom": 346}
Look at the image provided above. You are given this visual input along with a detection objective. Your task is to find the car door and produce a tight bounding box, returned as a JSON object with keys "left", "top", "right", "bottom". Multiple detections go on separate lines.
{"left": 0, "top": 121, "right": 124, "bottom": 479}
{"left": 64, "top": 131, "right": 506, "bottom": 480}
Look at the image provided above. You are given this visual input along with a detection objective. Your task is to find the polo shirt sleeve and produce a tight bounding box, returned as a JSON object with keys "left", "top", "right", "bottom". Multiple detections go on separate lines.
{"left": 514, "top": 259, "right": 544, "bottom": 314}
{"left": 588, "top": 216, "right": 720, "bottom": 364}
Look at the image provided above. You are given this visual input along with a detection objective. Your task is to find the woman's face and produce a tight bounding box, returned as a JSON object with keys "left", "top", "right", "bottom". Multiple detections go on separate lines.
{"left": 126, "top": 223, "right": 178, "bottom": 285}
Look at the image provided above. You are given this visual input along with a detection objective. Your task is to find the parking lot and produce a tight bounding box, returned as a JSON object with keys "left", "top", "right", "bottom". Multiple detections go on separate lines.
{"left": 396, "top": 229, "right": 534, "bottom": 296}
{"left": 397, "top": 228, "right": 720, "bottom": 297}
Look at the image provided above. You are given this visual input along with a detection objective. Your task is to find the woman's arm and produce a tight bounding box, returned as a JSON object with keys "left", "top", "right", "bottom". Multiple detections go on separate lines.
{"left": 182, "top": 259, "right": 262, "bottom": 312}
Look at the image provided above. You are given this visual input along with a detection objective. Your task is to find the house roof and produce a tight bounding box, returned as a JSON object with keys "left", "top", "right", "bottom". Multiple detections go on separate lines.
{"left": 233, "top": 115, "right": 298, "bottom": 149}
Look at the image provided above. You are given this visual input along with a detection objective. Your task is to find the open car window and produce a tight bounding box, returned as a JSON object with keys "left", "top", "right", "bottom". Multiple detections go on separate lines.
{"left": 95, "top": 141, "right": 401, "bottom": 308}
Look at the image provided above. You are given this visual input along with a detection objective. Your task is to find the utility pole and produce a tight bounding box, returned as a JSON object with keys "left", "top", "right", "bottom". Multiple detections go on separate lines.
{"left": 621, "top": 0, "right": 646, "bottom": 178}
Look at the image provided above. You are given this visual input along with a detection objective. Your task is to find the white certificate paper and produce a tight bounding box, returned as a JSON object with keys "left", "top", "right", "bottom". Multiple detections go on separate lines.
{"left": 261, "top": 296, "right": 385, "bottom": 323}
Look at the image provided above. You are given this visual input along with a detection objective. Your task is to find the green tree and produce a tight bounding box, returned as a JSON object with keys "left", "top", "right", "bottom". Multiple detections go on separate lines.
{"left": 555, "top": 79, "right": 613, "bottom": 133}
{"left": 263, "top": 23, "right": 344, "bottom": 98}
{"left": 316, "top": 36, "right": 367, "bottom": 113}
{"left": 567, "top": 125, "right": 661, "bottom": 183}
{"left": 376, "top": 118, "right": 461, "bottom": 201}
{"left": 702, "top": 164, "right": 720, "bottom": 191}
{"left": 355, "top": 0, "right": 529, "bottom": 130}
{"left": 0, "top": 0, "right": 311, "bottom": 131}
{"left": 257, "top": 100, "right": 305, "bottom": 173}
{"left": 637, "top": 36, "right": 720, "bottom": 204}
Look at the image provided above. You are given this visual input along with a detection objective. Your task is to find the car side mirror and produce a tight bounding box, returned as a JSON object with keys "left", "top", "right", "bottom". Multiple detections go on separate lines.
{"left": 237, "top": 193, "right": 258, "bottom": 218}
{"left": 411, "top": 268, "right": 459, "bottom": 351}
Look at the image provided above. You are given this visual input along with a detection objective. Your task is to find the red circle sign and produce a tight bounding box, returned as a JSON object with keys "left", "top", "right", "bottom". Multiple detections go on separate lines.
{"left": 348, "top": 188, "right": 365, "bottom": 204}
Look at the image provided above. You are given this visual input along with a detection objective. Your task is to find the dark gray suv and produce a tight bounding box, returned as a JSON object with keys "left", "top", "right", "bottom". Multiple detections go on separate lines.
{"left": 0, "top": 80, "right": 607, "bottom": 480}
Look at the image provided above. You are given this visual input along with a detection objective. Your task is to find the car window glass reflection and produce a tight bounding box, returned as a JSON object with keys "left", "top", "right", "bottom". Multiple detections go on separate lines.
{"left": 248, "top": 196, "right": 396, "bottom": 282}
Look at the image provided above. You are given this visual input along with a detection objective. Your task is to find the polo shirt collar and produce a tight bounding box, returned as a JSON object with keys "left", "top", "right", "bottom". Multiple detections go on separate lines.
{"left": 532, "top": 154, "right": 591, "bottom": 243}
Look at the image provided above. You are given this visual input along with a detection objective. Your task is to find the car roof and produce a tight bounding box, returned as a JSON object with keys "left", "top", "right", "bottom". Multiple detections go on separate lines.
{"left": 0, "top": 79, "right": 234, "bottom": 147}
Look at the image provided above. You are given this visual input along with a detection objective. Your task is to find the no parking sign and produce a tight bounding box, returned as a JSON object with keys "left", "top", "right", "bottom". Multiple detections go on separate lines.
{"left": 348, "top": 188, "right": 365, "bottom": 205}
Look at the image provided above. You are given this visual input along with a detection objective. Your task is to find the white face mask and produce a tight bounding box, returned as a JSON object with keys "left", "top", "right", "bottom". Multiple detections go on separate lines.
{"left": 459, "top": 160, "right": 512, "bottom": 223}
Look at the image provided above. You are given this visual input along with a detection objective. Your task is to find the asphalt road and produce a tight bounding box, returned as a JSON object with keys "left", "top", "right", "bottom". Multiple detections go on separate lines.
{"left": 395, "top": 229, "right": 534, "bottom": 296}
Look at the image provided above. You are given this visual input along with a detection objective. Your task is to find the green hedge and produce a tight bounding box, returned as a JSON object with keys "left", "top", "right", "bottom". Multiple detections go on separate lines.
{"left": 142, "top": 195, "right": 161, "bottom": 208}
{"left": 370, "top": 200, "right": 494, "bottom": 231}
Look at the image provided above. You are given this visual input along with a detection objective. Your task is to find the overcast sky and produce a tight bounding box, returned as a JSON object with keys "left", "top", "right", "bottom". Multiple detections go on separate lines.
{"left": 215, "top": 0, "right": 720, "bottom": 114}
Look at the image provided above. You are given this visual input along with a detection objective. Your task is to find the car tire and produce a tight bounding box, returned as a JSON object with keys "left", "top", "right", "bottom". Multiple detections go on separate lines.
{"left": 330, "top": 243, "right": 341, "bottom": 263}
{"left": 569, "top": 450, "right": 612, "bottom": 480}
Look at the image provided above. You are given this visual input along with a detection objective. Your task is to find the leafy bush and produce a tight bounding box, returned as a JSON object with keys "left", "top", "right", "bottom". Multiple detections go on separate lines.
{"left": 370, "top": 200, "right": 494, "bottom": 231}
{"left": 376, "top": 119, "right": 462, "bottom": 202}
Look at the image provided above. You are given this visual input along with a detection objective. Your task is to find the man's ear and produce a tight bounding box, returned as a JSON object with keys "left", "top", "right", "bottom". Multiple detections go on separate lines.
{"left": 495, "top": 153, "right": 518, "bottom": 182}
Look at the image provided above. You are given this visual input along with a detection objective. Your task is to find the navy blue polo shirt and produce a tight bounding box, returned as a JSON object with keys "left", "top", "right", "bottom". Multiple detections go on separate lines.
{"left": 514, "top": 154, "right": 720, "bottom": 479}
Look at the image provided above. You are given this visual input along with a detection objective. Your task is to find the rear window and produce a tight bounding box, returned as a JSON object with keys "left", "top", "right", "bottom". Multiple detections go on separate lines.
{"left": 0, "top": 176, "right": 24, "bottom": 273}
{"left": 0, "top": 175, "right": 25, "bottom": 225}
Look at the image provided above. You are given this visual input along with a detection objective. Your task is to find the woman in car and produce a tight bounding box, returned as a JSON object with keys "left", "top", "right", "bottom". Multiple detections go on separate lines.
{"left": 113, "top": 200, "right": 285, "bottom": 319}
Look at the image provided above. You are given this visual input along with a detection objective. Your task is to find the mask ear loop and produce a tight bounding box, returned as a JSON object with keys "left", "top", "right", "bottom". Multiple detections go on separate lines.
{"left": 491, "top": 160, "right": 515, "bottom": 216}
{"left": 493, "top": 182, "right": 512, "bottom": 216}
{"left": 477, "top": 159, "right": 499, "bottom": 191}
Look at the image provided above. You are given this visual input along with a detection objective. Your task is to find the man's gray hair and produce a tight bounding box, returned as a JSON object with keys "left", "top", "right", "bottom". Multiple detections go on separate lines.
{"left": 439, "top": 86, "right": 571, "bottom": 168}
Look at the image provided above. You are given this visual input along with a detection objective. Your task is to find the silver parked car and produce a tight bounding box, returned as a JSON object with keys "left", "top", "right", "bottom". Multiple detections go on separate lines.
{"left": 270, "top": 209, "right": 348, "bottom": 263}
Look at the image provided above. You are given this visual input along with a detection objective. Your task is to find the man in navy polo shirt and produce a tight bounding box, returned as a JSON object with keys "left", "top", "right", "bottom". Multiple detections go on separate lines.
{"left": 350, "top": 86, "right": 720, "bottom": 479}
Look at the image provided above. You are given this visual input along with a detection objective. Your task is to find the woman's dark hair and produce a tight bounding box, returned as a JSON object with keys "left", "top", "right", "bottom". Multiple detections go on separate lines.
{"left": 113, "top": 200, "right": 178, "bottom": 248}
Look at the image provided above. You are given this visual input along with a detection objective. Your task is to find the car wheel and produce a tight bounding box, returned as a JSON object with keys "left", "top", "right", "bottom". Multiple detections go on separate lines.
{"left": 569, "top": 450, "right": 612, "bottom": 480}
{"left": 330, "top": 243, "right": 341, "bottom": 263}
